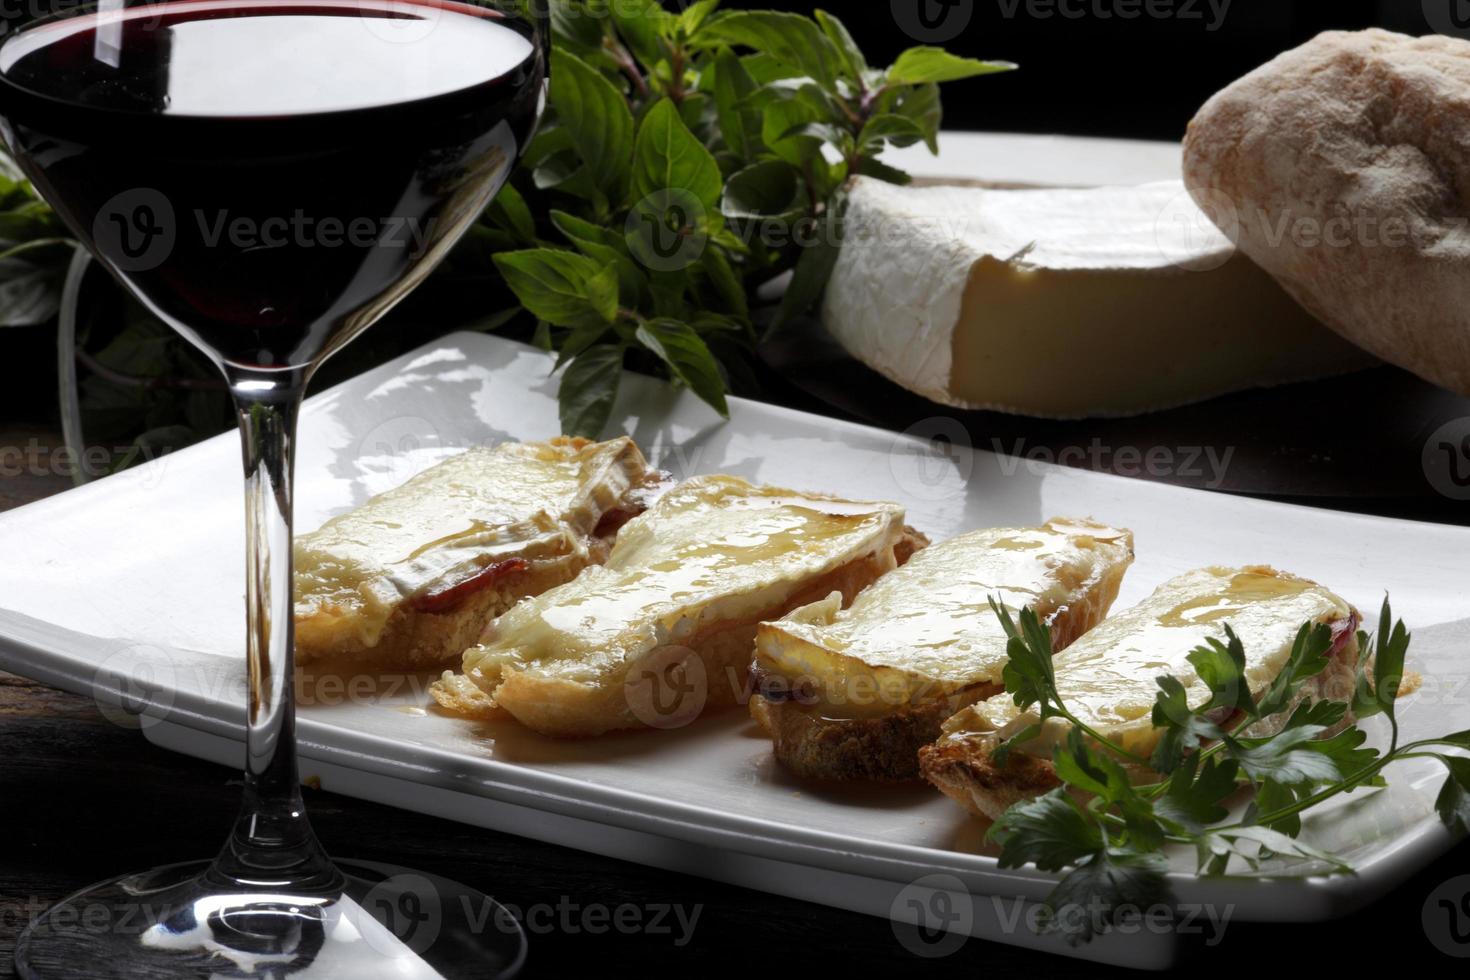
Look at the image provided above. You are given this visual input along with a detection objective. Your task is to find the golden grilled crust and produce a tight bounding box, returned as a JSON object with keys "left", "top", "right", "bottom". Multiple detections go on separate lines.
{"left": 751, "top": 683, "right": 999, "bottom": 782}
{"left": 294, "top": 554, "right": 601, "bottom": 672}
{"left": 919, "top": 736, "right": 1064, "bottom": 819}
{"left": 437, "top": 536, "right": 926, "bottom": 737}
{"left": 919, "top": 622, "right": 1364, "bottom": 821}
{"left": 751, "top": 538, "right": 1132, "bottom": 781}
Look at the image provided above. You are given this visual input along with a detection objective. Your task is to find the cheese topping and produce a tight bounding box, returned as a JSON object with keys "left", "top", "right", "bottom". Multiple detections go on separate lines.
{"left": 294, "top": 438, "right": 646, "bottom": 646}
{"left": 944, "top": 566, "right": 1355, "bottom": 756}
{"left": 460, "top": 475, "right": 906, "bottom": 687}
{"left": 755, "top": 520, "right": 1133, "bottom": 717}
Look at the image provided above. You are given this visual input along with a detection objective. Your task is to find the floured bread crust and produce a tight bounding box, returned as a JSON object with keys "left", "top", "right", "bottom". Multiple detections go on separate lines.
{"left": 1184, "top": 28, "right": 1470, "bottom": 396}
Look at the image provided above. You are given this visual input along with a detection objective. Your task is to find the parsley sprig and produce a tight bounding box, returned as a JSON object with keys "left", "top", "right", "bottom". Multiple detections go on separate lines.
{"left": 489, "top": 0, "right": 1015, "bottom": 436}
{"left": 985, "top": 598, "right": 1470, "bottom": 944}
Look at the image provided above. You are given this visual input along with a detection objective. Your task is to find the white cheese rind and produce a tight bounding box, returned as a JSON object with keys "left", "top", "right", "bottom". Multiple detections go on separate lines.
{"left": 821, "top": 178, "right": 1373, "bottom": 418}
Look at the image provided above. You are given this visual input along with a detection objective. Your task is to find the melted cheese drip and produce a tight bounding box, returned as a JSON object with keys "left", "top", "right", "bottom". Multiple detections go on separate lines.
{"left": 756, "top": 520, "right": 1133, "bottom": 716}
{"left": 461, "top": 476, "right": 905, "bottom": 686}
{"left": 948, "top": 566, "right": 1353, "bottom": 756}
{"left": 294, "top": 439, "right": 645, "bottom": 646}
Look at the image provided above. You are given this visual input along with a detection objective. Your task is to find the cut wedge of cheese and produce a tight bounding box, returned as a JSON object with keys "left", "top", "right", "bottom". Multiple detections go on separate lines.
{"left": 293, "top": 437, "right": 652, "bottom": 668}
{"left": 433, "top": 475, "right": 913, "bottom": 737}
{"left": 822, "top": 178, "right": 1374, "bottom": 418}
{"left": 754, "top": 519, "right": 1134, "bottom": 720}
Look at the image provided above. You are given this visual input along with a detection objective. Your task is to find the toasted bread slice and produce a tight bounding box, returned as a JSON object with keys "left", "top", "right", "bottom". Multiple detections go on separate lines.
{"left": 431, "top": 475, "right": 922, "bottom": 737}
{"left": 293, "top": 437, "right": 655, "bottom": 670}
{"left": 749, "top": 519, "right": 1135, "bottom": 781}
{"left": 920, "top": 566, "right": 1363, "bottom": 819}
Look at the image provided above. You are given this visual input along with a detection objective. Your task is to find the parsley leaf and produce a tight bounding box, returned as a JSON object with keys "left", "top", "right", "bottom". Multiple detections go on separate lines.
{"left": 985, "top": 599, "right": 1467, "bottom": 945}
{"left": 1038, "top": 849, "right": 1171, "bottom": 946}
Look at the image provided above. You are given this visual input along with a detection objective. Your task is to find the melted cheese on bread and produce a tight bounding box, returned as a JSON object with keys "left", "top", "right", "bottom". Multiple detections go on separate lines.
{"left": 754, "top": 519, "right": 1134, "bottom": 718}
{"left": 458, "top": 475, "right": 906, "bottom": 689}
{"left": 941, "top": 566, "right": 1356, "bottom": 757}
{"left": 294, "top": 438, "right": 648, "bottom": 648}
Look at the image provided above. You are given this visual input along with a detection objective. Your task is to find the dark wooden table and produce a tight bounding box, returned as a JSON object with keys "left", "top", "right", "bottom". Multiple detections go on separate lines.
{"left": 3, "top": 416, "right": 1468, "bottom": 978}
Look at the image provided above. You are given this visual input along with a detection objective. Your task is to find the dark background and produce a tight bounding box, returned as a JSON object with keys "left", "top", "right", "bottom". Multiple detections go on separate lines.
{"left": 776, "top": 0, "right": 1440, "bottom": 139}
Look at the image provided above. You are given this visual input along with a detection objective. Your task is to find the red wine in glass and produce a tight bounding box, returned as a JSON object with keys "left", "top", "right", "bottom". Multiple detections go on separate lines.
{"left": 0, "top": 1, "right": 545, "bottom": 976}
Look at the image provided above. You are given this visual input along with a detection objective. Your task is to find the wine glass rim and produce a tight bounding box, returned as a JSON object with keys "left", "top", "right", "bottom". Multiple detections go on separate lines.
{"left": 0, "top": 0, "right": 543, "bottom": 129}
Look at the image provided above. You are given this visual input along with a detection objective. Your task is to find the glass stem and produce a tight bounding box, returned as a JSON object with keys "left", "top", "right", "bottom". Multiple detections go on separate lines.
{"left": 212, "top": 369, "right": 337, "bottom": 890}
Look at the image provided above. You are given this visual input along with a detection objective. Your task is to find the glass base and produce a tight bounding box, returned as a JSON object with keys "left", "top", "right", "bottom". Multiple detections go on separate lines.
{"left": 14, "top": 859, "right": 527, "bottom": 979}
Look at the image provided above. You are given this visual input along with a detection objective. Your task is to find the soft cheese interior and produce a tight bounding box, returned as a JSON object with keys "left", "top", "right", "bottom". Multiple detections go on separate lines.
{"left": 755, "top": 519, "right": 1133, "bottom": 716}
{"left": 459, "top": 475, "right": 905, "bottom": 687}
{"left": 945, "top": 566, "right": 1356, "bottom": 756}
{"left": 822, "top": 178, "right": 1373, "bottom": 418}
{"left": 294, "top": 438, "right": 645, "bottom": 647}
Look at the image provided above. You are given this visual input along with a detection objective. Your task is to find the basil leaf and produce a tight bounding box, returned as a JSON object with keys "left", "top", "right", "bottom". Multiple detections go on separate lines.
{"left": 893, "top": 83, "right": 943, "bottom": 154}
{"left": 814, "top": 9, "right": 866, "bottom": 82}
{"left": 854, "top": 157, "right": 913, "bottom": 185}
{"left": 551, "top": 210, "right": 649, "bottom": 305}
{"left": 889, "top": 47, "right": 1018, "bottom": 85}
{"left": 493, "top": 248, "right": 612, "bottom": 329}
{"left": 712, "top": 47, "right": 763, "bottom": 160}
{"left": 721, "top": 160, "right": 803, "bottom": 221}
{"left": 609, "top": 0, "right": 673, "bottom": 66}
{"left": 703, "top": 10, "right": 842, "bottom": 87}
{"left": 558, "top": 344, "right": 624, "bottom": 439}
{"left": 0, "top": 256, "right": 64, "bottom": 326}
{"left": 773, "top": 199, "right": 843, "bottom": 330}
{"left": 859, "top": 113, "right": 927, "bottom": 150}
{"left": 757, "top": 94, "right": 825, "bottom": 168}
{"left": 678, "top": 0, "right": 721, "bottom": 38}
{"left": 634, "top": 318, "right": 730, "bottom": 417}
{"left": 585, "top": 262, "right": 620, "bottom": 325}
{"left": 550, "top": 48, "right": 636, "bottom": 199}
{"left": 632, "top": 99, "right": 724, "bottom": 209}
{"left": 485, "top": 180, "right": 537, "bottom": 244}
{"left": 698, "top": 246, "right": 749, "bottom": 319}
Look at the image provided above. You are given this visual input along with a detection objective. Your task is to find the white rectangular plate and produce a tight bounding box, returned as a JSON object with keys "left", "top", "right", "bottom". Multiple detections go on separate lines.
{"left": 2, "top": 331, "right": 1467, "bottom": 971}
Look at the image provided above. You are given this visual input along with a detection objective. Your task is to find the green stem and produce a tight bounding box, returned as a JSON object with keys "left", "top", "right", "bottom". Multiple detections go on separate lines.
{"left": 0, "top": 237, "right": 74, "bottom": 260}
{"left": 1059, "top": 709, "right": 1152, "bottom": 769}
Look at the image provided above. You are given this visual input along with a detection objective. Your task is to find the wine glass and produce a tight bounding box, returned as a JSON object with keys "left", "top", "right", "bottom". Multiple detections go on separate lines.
{"left": 0, "top": 1, "right": 546, "bottom": 975}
